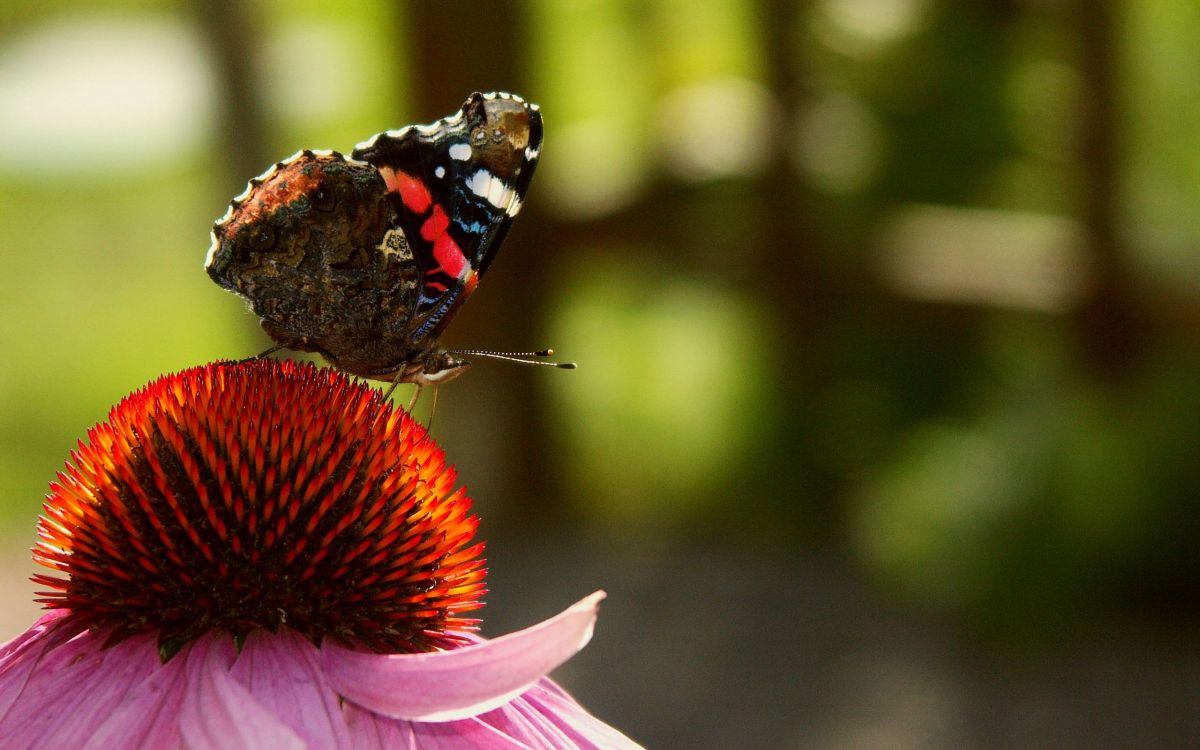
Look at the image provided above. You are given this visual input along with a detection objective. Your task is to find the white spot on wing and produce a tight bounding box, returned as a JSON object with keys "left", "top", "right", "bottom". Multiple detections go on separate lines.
{"left": 448, "top": 142, "right": 471, "bottom": 161}
{"left": 486, "top": 174, "right": 511, "bottom": 209}
{"left": 435, "top": 166, "right": 445, "bottom": 179}
{"left": 468, "top": 169, "right": 492, "bottom": 200}
{"left": 468, "top": 169, "right": 516, "bottom": 211}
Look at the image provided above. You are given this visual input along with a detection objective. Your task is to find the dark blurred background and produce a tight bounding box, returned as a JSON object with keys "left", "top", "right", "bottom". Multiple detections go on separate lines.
{"left": 1, "top": 1, "right": 1198, "bottom": 747}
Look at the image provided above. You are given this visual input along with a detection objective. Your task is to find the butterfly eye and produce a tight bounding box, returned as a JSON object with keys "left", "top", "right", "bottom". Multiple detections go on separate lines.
{"left": 248, "top": 225, "right": 277, "bottom": 251}
{"left": 471, "top": 128, "right": 488, "bottom": 145}
{"left": 491, "top": 128, "right": 505, "bottom": 144}
{"left": 310, "top": 186, "right": 337, "bottom": 212}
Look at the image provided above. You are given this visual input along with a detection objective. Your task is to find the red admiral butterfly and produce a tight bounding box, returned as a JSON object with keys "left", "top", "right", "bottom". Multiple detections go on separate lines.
{"left": 206, "top": 92, "right": 568, "bottom": 392}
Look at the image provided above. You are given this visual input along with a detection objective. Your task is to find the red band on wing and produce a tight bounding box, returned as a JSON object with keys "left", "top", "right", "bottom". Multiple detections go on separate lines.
{"left": 432, "top": 233, "right": 469, "bottom": 279}
{"left": 415, "top": 204, "right": 469, "bottom": 281}
{"left": 421, "top": 205, "right": 450, "bottom": 241}
{"left": 381, "top": 167, "right": 433, "bottom": 214}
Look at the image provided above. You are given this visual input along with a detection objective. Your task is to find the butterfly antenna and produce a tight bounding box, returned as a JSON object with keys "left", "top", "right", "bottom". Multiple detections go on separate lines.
{"left": 449, "top": 348, "right": 577, "bottom": 369}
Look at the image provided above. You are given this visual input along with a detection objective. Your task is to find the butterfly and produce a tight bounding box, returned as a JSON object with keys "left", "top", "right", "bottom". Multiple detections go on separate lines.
{"left": 206, "top": 92, "right": 566, "bottom": 397}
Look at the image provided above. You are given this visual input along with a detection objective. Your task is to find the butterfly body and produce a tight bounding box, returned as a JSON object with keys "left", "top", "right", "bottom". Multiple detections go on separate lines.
{"left": 206, "top": 92, "right": 542, "bottom": 384}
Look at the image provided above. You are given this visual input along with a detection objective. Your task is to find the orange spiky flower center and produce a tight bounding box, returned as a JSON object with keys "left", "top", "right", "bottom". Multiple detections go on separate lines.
{"left": 33, "top": 360, "right": 485, "bottom": 657}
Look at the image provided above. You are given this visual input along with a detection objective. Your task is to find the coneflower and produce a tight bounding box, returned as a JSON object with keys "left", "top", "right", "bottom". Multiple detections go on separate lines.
{"left": 0, "top": 359, "right": 640, "bottom": 749}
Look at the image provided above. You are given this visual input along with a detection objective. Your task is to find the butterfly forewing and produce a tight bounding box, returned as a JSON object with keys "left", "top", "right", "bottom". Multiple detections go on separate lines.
{"left": 351, "top": 92, "right": 543, "bottom": 346}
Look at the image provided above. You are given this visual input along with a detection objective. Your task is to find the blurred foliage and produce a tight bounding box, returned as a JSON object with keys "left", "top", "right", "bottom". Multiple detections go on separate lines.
{"left": 547, "top": 247, "right": 773, "bottom": 524}
{"left": 1, "top": 0, "right": 1198, "bottom": 654}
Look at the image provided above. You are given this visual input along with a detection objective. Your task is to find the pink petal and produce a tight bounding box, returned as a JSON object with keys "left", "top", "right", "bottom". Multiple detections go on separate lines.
{"left": 0, "top": 611, "right": 74, "bottom": 722}
{"left": 323, "top": 591, "right": 606, "bottom": 722}
{"left": 516, "top": 680, "right": 645, "bottom": 749}
{"left": 178, "top": 632, "right": 307, "bottom": 750}
{"left": 342, "top": 701, "right": 419, "bottom": 750}
{"left": 411, "top": 714, "right": 542, "bottom": 749}
{"left": 226, "top": 629, "right": 353, "bottom": 748}
{"left": 0, "top": 610, "right": 72, "bottom": 662}
{"left": 0, "top": 622, "right": 166, "bottom": 748}
{"left": 83, "top": 636, "right": 198, "bottom": 749}
{"left": 344, "top": 677, "right": 647, "bottom": 750}
{"left": 345, "top": 701, "right": 540, "bottom": 750}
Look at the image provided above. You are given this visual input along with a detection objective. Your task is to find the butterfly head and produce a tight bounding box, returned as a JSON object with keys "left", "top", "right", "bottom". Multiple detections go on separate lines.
{"left": 389, "top": 349, "right": 471, "bottom": 386}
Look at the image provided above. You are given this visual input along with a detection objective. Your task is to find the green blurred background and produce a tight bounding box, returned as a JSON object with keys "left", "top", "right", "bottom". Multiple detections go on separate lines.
{"left": 1, "top": 1, "right": 1198, "bottom": 747}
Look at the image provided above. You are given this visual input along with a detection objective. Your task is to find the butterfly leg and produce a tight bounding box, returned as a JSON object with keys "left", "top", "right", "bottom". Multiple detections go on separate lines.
{"left": 427, "top": 384, "right": 441, "bottom": 428}
{"left": 406, "top": 384, "right": 423, "bottom": 412}
{"left": 380, "top": 378, "right": 403, "bottom": 402}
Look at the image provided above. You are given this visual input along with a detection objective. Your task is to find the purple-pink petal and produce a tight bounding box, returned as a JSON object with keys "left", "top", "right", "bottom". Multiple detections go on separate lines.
{"left": 178, "top": 632, "right": 308, "bottom": 750}
{"left": 85, "top": 637, "right": 202, "bottom": 749}
{"left": 0, "top": 619, "right": 169, "bottom": 748}
{"left": 515, "top": 681, "right": 644, "bottom": 749}
{"left": 447, "top": 686, "right": 579, "bottom": 750}
{"left": 347, "top": 702, "right": 533, "bottom": 750}
{"left": 343, "top": 701, "right": 421, "bottom": 750}
{"left": 350, "top": 677, "right": 645, "bottom": 750}
{"left": 0, "top": 591, "right": 643, "bottom": 749}
{"left": 0, "top": 611, "right": 70, "bottom": 722}
{"left": 323, "top": 591, "right": 606, "bottom": 722}
{"left": 412, "top": 715, "right": 541, "bottom": 749}
{"left": 225, "top": 629, "right": 353, "bottom": 748}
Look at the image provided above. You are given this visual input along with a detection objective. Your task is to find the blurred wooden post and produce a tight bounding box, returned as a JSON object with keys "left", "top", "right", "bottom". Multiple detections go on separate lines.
{"left": 1075, "top": 0, "right": 1145, "bottom": 377}
{"left": 761, "top": 0, "right": 821, "bottom": 322}
{"left": 759, "top": 0, "right": 836, "bottom": 539}
{"left": 400, "top": 4, "right": 564, "bottom": 524}
{"left": 190, "top": 0, "right": 270, "bottom": 195}
{"left": 402, "top": 6, "right": 521, "bottom": 120}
